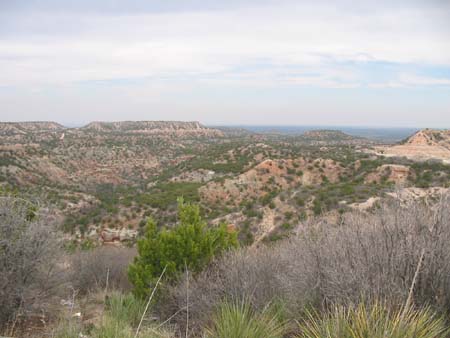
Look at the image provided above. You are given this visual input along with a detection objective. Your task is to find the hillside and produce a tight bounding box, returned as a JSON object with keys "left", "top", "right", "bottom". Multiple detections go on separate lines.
{"left": 375, "top": 129, "right": 450, "bottom": 163}
{"left": 0, "top": 121, "right": 64, "bottom": 135}
{"left": 1, "top": 123, "right": 449, "bottom": 246}
{"left": 200, "top": 157, "right": 345, "bottom": 206}
{"left": 301, "top": 129, "right": 356, "bottom": 141}
{"left": 292, "top": 129, "right": 372, "bottom": 147}
{"left": 82, "top": 121, "right": 224, "bottom": 137}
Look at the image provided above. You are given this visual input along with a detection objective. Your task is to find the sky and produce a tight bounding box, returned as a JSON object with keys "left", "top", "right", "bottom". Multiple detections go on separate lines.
{"left": 0, "top": 0, "right": 449, "bottom": 127}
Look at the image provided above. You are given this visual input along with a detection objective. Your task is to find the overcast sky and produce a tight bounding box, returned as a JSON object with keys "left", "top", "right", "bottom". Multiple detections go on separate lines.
{"left": 1, "top": 0, "right": 449, "bottom": 127}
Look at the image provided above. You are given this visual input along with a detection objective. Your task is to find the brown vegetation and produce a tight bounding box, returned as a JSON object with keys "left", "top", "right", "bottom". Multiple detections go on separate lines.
{"left": 165, "top": 195, "right": 450, "bottom": 331}
{"left": 0, "top": 196, "right": 64, "bottom": 332}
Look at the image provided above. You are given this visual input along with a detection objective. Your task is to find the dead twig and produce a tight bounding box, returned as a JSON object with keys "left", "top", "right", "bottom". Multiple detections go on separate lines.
{"left": 185, "top": 263, "right": 189, "bottom": 338}
{"left": 401, "top": 248, "right": 425, "bottom": 321}
{"left": 134, "top": 265, "right": 167, "bottom": 338}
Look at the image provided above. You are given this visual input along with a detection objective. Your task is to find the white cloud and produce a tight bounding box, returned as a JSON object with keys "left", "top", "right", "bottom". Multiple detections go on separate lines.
{"left": 0, "top": 2, "right": 449, "bottom": 88}
{"left": 0, "top": 0, "right": 449, "bottom": 125}
{"left": 398, "top": 74, "right": 450, "bottom": 86}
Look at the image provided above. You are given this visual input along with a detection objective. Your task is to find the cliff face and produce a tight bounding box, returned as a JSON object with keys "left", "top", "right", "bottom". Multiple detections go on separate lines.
{"left": 404, "top": 129, "right": 450, "bottom": 148}
{"left": 376, "top": 129, "right": 450, "bottom": 163}
{"left": 81, "top": 121, "right": 224, "bottom": 137}
{"left": 0, "top": 120, "right": 224, "bottom": 144}
{"left": 0, "top": 121, "right": 222, "bottom": 135}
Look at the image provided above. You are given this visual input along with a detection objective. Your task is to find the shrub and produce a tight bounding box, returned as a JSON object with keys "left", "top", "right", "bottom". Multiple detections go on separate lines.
{"left": 52, "top": 320, "right": 83, "bottom": 338}
{"left": 165, "top": 241, "right": 307, "bottom": 331}
{"left": 70, "top": 246, "right": 136, "bottom": 294}
{"left": 91, "top": 315, "right": 174, "bottom": 338}
{"left": 0, "top": 196, "right": 63, "bottom": 329}
{"left": 135, "top": 182, "right": 201, "bottom": 210}
{"left": 104, "top": 292, "right": 146, "bottom": 327}
{"left": 296, "top": 197, "right": 305, "bottom": 207}
{"left": 91, "top": 317, "right": 134, "bottom": 338}
{"left": 205, "top": 300, "right": 288, "bottom": 338}
{"left": 92, "top": 298, "right": 173, "bottom": 338}
{"left": 53, "top": 292, "right": 173, "bottom": 338}
{"left": 168, "top": 196, "right": 450, "bottom": 329}
{"left": 312, "top": 199, "right": 322, "bottom": 215}
{"left": 302, "top": 196, "right": 450, "bottom": 310}
{"left": 128, "top": 198, "right": 238, "bottom": 299}
{"left": 281, "top": 222, "right": 293, "bottom": 230}
{"left": 297, "top": 302, "right": 449, "bottom": 338}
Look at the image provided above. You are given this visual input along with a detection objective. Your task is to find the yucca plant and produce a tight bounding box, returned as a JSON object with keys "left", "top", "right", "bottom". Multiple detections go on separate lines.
{"left": 52, "top": 320, "right": 83, "bottom": 338}
{"left": 297, "top": 302, "right": 450, "bottom": 338}
{"left": 138, "top": 328, "right": 175, "bottom": 338}
{"left": 92, "top": 319, "right": 174, "bottom": 338}
{"left": 105, "top": 292, "right": 147, "bottom": 327}
{"left": 52, "top": 291, "right": 172, "bottom": 338}
{"left": 92, "top": 292, "right": 174, "bottom": 338}
{"left": 205, "top": 300, "right": 288, "bottom": 338}
{"left": 92, "top": 317, "right": 134, "bottom": 338}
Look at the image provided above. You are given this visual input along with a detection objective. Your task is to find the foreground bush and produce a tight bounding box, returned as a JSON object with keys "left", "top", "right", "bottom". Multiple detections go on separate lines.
{"left": 70, "top": 246, "right": 136, "bottom": 294}
{"left": 167, "top": 196, "right": 450, "bottom": 329}
{"left": 0, "top": 195, "right": 63, "bottom": 330}
{"left": 297, "top": 302, "right": 449, "bottom": 338}
{"left": 129, "top": 198, "right": 238, "bottom": 298}
{"left": 205, "top": 300, "right": 288, "bottom": 338}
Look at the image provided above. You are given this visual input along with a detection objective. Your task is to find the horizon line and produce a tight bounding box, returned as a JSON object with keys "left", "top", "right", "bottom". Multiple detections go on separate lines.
{"left": 1, "top": 120, "right": 447, "bottom": 130}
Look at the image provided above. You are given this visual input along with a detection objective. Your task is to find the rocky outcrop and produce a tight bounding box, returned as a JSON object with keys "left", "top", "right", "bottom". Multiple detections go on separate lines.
{"left": 170, "top": 169, "right": 216, "bottom": 183}
{"left": 386, "top": 187, "right": 450, "bottom": 204}
{"left": 349, "top": 197, "right": 381, "bottom": 211}
{"left": 100, "top": 228, "right": 138, "bottom": 243}
{"left": 365, "top": 164, "right": 414, "bottom": 185}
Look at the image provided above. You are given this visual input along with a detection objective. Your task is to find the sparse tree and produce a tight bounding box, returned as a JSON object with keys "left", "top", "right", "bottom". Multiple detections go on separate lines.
{"left": 128, "top": 198, "right": 238, "bottom": 299}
